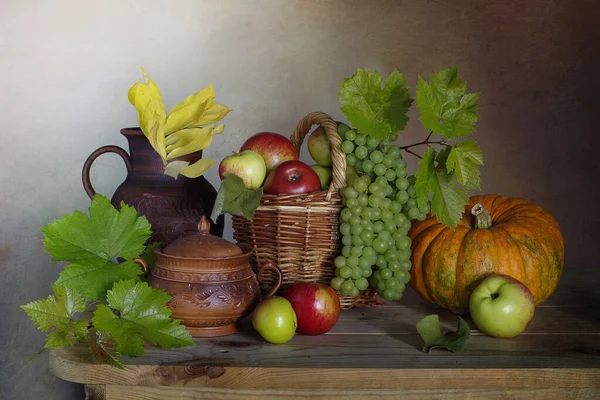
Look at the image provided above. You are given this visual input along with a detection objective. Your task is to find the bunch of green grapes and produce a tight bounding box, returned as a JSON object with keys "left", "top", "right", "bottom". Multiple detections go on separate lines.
{"left": 330, "top": 126, "right": 430, "bottom": 301}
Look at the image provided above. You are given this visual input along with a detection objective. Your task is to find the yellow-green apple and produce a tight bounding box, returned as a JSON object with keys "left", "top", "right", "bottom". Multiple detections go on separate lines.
{"left": 252, "top": 296, "right": 297, "bottom": 344}
{"left": 218, "top": 150, "right": 266, "bottom": 190}
{"left": 469, "top": 274, "right": 535, "bottom": 338}
{"left": 240, "top": 132, "right": 299, "bottom": 173}
{"left": 307, "top": 127, "right": 332, "bottom": 167}
{"left": 263, "top": 160, "right": 321, "bottom": 195}
{"left": 311, "top": 164, "right": 332, "bottom": 190}
{"left": 282, "top": 282, "right": 340, "bottom": 335}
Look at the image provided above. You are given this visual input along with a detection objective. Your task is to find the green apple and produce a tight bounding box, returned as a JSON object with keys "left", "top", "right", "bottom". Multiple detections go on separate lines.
{"left": 311, "top": 164, "right": 332, "bottom": 190}
{"left": 469, "top": 274, "right": 535, "bottom": 338}
{"left": 218, "top": 150, "right": 267, "bottom": 190}
{"left": 252, "top": 296, "right": 297, "bottom": 344}
{"left": 307, "top": 127, "right": 332, "bottom": 167}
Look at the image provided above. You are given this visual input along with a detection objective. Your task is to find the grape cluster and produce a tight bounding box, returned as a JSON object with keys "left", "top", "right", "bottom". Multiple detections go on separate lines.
{"left": 330, "top": 126, "right": 430, "bottom": 301}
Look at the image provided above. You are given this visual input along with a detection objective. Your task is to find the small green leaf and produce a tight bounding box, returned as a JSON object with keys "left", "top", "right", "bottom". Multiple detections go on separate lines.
{"left": 446, "top": 140, "right": 484, "bottom": 189}
{"left": 89, "top": 330, "right": 124, "bottom": 369}
{"left": 415, "top": 148, "right": 469, "bottom": 228}
{"left": 212, "top": 172, "right": 263, "bottom": 221}
{"left": 92, "top": 280, "right": 194, "bottom": 357}
{"left": 416, "top": 67, "right": 479, "bottom": 138}
{"left": 20, "top": 284, "right": 88, "bottom": 348}
{"left": 416, "top": 314, "right": 471, "bottom": 353}
{"left": 339, "top": 69, "right": 412, "bottom": 138}
{"left": 210, "top": 180, "right": 227, "bottom": 223}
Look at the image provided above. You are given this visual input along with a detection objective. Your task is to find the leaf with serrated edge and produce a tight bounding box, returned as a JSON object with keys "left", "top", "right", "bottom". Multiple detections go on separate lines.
{"left": 42, "top": 194, "right": 151, "bottom": 301}
{"left": 339, "top": 69, "right": 412, "bottom": 138}
{"left": 446, "top": 140, "right": 483, "bottom": 189}
{"left": 381, "top": 70, "right": 413, "bottom": 133}
{"left": 417, "top": 314, "right": 471, "bottom": 353}
{"left": 21, "top": 284, "right": 88, "bottom": 348}
{"left": 415, "top": 148, "right": 469, "bottom": 228}
{"left": 415, "top": 148, "right": 437, "bottom": 208}
{"left": 210, "top": 182, "right": 227, "bottom": 223}
{"left": 89, "top": 330, "right": 124, "bottom": 369}
{"left": 430, "top": 170, "right": 469, "bottom": 229}
{"left": 220, "top": 172, "right": 263, "bottom": 220}
{"left": 92, "top": 280, "right": 193, "bottom": 357}
{"left": 416, "top": 67, "right": 479, "bottom": 138}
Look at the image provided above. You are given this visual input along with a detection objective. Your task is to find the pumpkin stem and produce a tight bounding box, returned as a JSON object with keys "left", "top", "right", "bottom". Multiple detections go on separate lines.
{"left": 471, "top": 203, "right": 492, "bottom": 229}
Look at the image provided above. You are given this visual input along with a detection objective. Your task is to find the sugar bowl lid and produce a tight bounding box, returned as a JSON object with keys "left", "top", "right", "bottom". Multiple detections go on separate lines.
{"left": 162, "top": 216, "right": 243, "bottom": 258}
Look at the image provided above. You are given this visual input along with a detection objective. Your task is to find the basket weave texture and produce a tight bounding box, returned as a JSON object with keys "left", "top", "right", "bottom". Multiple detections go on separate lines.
{"left": 232, "top": 112, "right": 378, "bottom": 309}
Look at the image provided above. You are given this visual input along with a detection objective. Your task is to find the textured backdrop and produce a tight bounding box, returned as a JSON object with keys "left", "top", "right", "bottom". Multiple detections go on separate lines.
{"left": 1, "top": 1, "right": 598, "bottom": 398}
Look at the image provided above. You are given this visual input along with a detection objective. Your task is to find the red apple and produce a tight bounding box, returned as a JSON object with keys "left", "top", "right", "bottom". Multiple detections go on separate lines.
{"left": 218, "top": 150, "right": 266, "bottom": 190}
{"left": 282, "top": 282, "right": 341, "bottom": 335}
{"left": 240, "top": 132, "right": 299, "bottom": 173}
{"left": 263, "top": 160, "right": 321, "bottom": 195}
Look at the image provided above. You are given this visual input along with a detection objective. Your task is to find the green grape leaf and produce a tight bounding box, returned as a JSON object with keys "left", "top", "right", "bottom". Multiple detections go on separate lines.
{"left": 20, "top": 284, "right": 89, "bottom": 348}
{"left": 416, "top": 67, "right": 479, "bottom": 138}
{"left": 92, "top": 280, "right": 194, "bottom": 357}
{"left": 211, "top": 172, "right": 263, "bottom": 222}
{"left": 339, "top": 69, "right": 412, "bottom": 138}
{"left": 43, "top": 194, "right": 152, "bottom": 300}
{"left": 446, "top": 140, "right": 484, "bottom": 189}
{"left": 416, "top": 314, "right": 471, "bottom": 353}
{"left": 415, "top": 148, "right": 469, "bottom": 228}
{"left": 89, "top": 330, "right": 124, "bottom": 369}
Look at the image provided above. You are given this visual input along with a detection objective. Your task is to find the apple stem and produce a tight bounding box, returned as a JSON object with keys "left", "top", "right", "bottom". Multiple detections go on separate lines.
{"left": 471, "top": 203, "right": 492, "bottom": 229}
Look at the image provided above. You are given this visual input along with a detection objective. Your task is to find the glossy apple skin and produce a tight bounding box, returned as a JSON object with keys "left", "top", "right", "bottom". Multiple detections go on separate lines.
{"left": 252, "top": 296, "right": 297, "bottom": 344}
{"left": 311, "top": 164, "right": 332, "bottom": 190}
{"left": 240, "top": 132, "right": 299, "bottom": 173}
{"left": 282, "top": 282, "right": 341, "bottom": 335}
{"left": 218, "top": 150, "right": 266, "bottom": 190}
{"left": 469, "top": 274, "right": 535, "bottom": 338}
{"left": 263, "top": 160, "right": 321, "bottom": 195}
{"left": 307, "top": 127, "right": 332, "bottom": 167}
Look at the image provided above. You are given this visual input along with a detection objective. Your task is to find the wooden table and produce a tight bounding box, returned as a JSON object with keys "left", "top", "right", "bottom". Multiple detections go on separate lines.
{"left": 50, "top": 269, "right": 600, "bottom": 399}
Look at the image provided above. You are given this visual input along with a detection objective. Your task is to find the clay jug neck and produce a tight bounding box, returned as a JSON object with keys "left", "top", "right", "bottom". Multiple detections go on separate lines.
{"left": 120, "top": 128, "right": 204, "bottom": 182}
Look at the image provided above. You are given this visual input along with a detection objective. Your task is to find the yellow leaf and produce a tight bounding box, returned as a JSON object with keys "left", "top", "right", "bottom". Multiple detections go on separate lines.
{"left": 163, "top": 98, "right": 211, "bottom": 134}
{"left": 168, "top": 85, "right": 215, "bottom": 115}
{"left": 163, "top": 161, "right": 190, "bottom": 179}
{"left": 180, "top": 159, "right": 215, "bottom": 178}
{"left": 163, "top": 159, "right": 215, "bottom": 179}
{"left": 165, "top": 125, "right": 224, "bottom": 160}
{"left": 128, "top": 82, "right": 140, "bottom": 106}
{"left": 140, "top": 67, "right": 163, "bottom": 103}
{"left": 189, "top": 102, "right": 232, "bottom": 127}
{"left": 129, "top": 71, "right": 168, "bottom": 162}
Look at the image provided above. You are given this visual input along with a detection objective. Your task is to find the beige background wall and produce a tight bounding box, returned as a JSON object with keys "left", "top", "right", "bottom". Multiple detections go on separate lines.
{"left": 1, "top": 1, "right": 598, "bottom": 398}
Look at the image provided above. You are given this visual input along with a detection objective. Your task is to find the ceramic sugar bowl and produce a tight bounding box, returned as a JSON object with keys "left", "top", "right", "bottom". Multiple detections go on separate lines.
{"left": 135, "top": 216, "right": 282, "bottom": 337}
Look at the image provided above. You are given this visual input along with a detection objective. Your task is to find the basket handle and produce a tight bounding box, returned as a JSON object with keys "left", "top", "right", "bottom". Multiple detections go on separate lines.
{"left": 290, "top": 112, "right": 346, "bottom": 199}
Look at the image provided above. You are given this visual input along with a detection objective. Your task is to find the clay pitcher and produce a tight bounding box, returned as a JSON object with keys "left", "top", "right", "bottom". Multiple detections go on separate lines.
{"left": 82, "top": 127, "right": 224, "bottom": 243}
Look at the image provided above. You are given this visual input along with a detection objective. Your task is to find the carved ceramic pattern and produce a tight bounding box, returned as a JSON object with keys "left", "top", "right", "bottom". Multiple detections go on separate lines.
{"left": 176, "top": 282, "right": 259, "bottom": 310}
{"left": 152, "top": 267, "right": 255, "bottom": 283}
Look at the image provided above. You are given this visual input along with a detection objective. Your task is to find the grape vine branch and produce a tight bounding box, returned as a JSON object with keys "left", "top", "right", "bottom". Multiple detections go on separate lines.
{"left": 399, "top": 131, "right": 447, "bottom": 159}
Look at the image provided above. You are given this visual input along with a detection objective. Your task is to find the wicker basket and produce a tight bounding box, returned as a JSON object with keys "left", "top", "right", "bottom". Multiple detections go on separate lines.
{"left": 232, "top": 112, "right": 378, "bottom": 309}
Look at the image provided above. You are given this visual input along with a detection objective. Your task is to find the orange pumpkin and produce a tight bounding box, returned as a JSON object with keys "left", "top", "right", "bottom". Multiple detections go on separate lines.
{"left": 408, "top": 194, "right": 564, "bottom": 312}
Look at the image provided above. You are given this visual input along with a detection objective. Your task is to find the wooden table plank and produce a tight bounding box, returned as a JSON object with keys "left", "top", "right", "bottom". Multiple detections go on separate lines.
{"left": 103, "top": 385, "right": 600, "bottom": 400}
{"left": 49, "top": 267, "right": 600, "bottom": 398}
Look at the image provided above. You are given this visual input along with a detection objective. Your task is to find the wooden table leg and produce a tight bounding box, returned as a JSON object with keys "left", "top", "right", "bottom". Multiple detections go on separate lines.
{"left": 84, "top": 384, "right": 106, "bottom": 400}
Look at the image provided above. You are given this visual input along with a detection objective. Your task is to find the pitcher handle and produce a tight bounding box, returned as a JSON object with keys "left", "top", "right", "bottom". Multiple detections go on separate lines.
{"left": 82, "top": 145, "right": 132, "bottom": 199}
{"left": 133, "top": 257, "right": 150, "bottom": 277}
{"left": 257, "top": 263, "right": 283, "bottom": 298}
